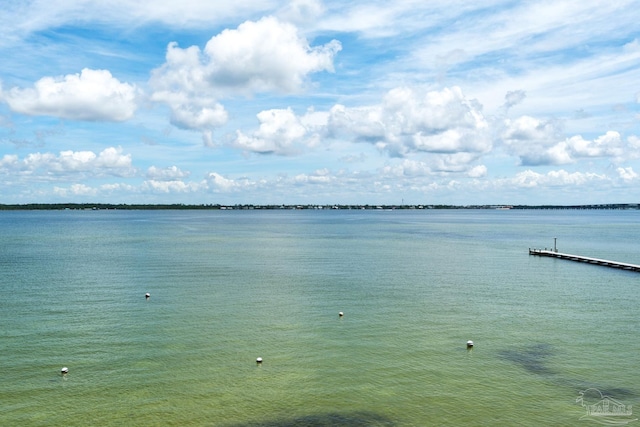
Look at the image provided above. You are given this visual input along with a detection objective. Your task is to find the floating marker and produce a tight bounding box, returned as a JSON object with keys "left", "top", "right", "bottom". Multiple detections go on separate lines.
{"left": 145, "top": 293, "right": 150, "bottom": 299}
{"left": 339, "top": 312, "right": 344, "bottom": 317}
{"left": 466, "top": 340, "right": 474, "bottom": 348}
{"left": 256, "top": 357, "right": 263, "bottom": 364}
{"left": 61, "top": 367, "right": 69, "bottom": 374}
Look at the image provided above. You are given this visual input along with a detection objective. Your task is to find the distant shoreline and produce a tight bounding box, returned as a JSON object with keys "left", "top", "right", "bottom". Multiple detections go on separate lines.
{"left": 0, "top": 203, "right": 638, "bottom": 211}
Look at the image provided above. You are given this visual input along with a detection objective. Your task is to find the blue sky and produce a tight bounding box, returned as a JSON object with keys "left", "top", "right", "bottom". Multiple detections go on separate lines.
{"left": 1, "top": 0, "right": 640, "bottom": 205}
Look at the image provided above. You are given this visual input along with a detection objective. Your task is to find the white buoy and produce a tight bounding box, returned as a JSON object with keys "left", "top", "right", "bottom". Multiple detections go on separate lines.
{"left": 339, "top": 312, "right": 344, "bottom": 317}
{"left": 466, "top": 340, "right": 474, "bottom": 348}
{"left": 256, "top": 357, "right": 263, "bottom": 364}
{"left": 61, "top": 367, "right": 69, "bottom": 374}
{"left": 145, "top": 293, "right": 150, "bottom": 299}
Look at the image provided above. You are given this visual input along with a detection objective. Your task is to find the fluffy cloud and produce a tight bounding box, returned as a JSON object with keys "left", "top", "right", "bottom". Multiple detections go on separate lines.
{"left": 205, "top": 172, "right": 264, "bottom": 192}
{"left": 231, "top": 85, "right": 491, "bottom": 176}
{"left": 149, "top": 43, "right": 229, "bottom": 132}
{"left": 511, "top": 169, "right": 606, "bottom": 188}
{"left": 170, "top": 104, "right": 228, "bottom": 131}
{"left": 468, "top": 165, "right": 487, "bottom": 178}
{"left": 503, "top": 116, "right": 625, "bottom": 165}
{"left": 562, "top": 131, "right": 623, "bottom": 158}
{"left": 95, "top": 147, "right": 134, "bottom": 169}
{"left": 142, "top": 179, "right": 205, "bottom": 193}
{"left": 150, "top": 16, "right": 341, "bottom": 136}
{"left": 0, "top": 154, "right": 19, "bottom": 168}
{"left": 233, "top": 108, "right": 320, "bottom": 155}
{"left": 146, "top": 165, "right": 190, "bottom": 181}
{"left": 204, "top": 16, "right": 341, "bottom": 92}
{"left": 327, "top": 86, "right": 490, "bottom": 157}
{"left": 617, "top": 166, "right": 638, "bottom": 182}
{"left": 502, "top": 116, "right": 561, "bottom": 147}
{"left": 53, "top": 183, "right": 97, "bottom": 197}
{"left": 100, "top": 183, "right": 136, "bottom": 193}
{"left": 1, "top": 69, "right": 137, "bottom": 121}
{"left": 0, "top": 147, "right": 135, "bottom": 178}
{"left": 293, "top": 168, "right": 334, "bottom": 184}
{"left": 206, "top": 172, "right": 238, "bottom": 191}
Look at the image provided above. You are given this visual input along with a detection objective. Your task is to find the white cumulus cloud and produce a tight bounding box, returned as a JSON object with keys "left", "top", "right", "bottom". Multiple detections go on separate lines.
{"left": 1, "top": 69, "right": 138, "bottom": 121}
{"left": 233, "top": 107, "right": 318, "bottom": 155}
{"left": 149, "top": 16, "right": 341, "bottom": 137}
{"left": 53, "top": 183, "right": 98, "bottom": 197}
{"left": 206, "top": 172, "right": 241, "bottom": 192}
{"left": 142, "top": 179, "right": 204, "bottom": 193}
{"left": 502, "top": 115, "right": 561, "bottom": 146}
{"left": 504, "top": 118, "right": 626, "bottom": 165}
{"left": 294, "top": 168, "right": 333, "bottom": 184}
{"left": 562, "top": 131, "right": 623, "bottom": 159}
{"left": 512, "top": 169, "right": 606, "bottom": 188}
{"left": 147, "top": 165, "right": 191, "bottom": 181}
{"left": 0, "top": 147, "right": 135, "bottom": 178}
{"left": 468, "top": 165, "right": 487, "bottom": 178}
{"left": 328, "top": 86, "right": 490, "bottom": 158}
{"left": 617, "top": 166, "right": 638, "bottom": 182}
{"left": 203, "top": 16, "right": 341, "bottom": 93}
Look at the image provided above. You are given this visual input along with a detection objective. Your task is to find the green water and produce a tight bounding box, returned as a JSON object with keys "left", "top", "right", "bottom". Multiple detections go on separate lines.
{"left": 1, "top": 209, "right": 638, "bottom": 426}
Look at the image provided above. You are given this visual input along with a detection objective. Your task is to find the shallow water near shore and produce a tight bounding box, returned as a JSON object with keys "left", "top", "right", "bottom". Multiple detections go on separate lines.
{"left": 1, "top": 209, "right": 638, "bottom": 426}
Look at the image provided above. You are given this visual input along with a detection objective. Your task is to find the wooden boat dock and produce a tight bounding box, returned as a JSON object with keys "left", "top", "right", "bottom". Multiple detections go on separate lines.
{"left": 529, "top": 249, "right": 640, "bottom": 273}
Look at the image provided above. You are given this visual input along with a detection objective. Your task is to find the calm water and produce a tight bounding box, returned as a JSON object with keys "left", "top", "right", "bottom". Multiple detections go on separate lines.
{"left": 1, "top": 209, "right": 639, "bottom": 426}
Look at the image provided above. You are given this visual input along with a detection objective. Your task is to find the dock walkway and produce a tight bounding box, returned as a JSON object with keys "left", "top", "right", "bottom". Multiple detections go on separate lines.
{"left": 529, "top": 249, "right": 640, "bottom": 272}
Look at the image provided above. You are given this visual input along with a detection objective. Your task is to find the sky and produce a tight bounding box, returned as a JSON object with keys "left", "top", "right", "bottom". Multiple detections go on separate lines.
{"left": 1, "top": 0, "right": 640, "bottom": 205}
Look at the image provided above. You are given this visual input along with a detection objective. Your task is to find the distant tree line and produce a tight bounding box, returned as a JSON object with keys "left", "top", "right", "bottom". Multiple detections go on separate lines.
{"left": 0, "top": 203, "right": 638, "bottom": 211}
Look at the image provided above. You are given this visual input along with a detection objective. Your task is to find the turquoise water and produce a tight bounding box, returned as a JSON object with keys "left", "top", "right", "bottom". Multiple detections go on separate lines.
{"left": 1, "top": 209, "right": 638, "bottom": 426}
